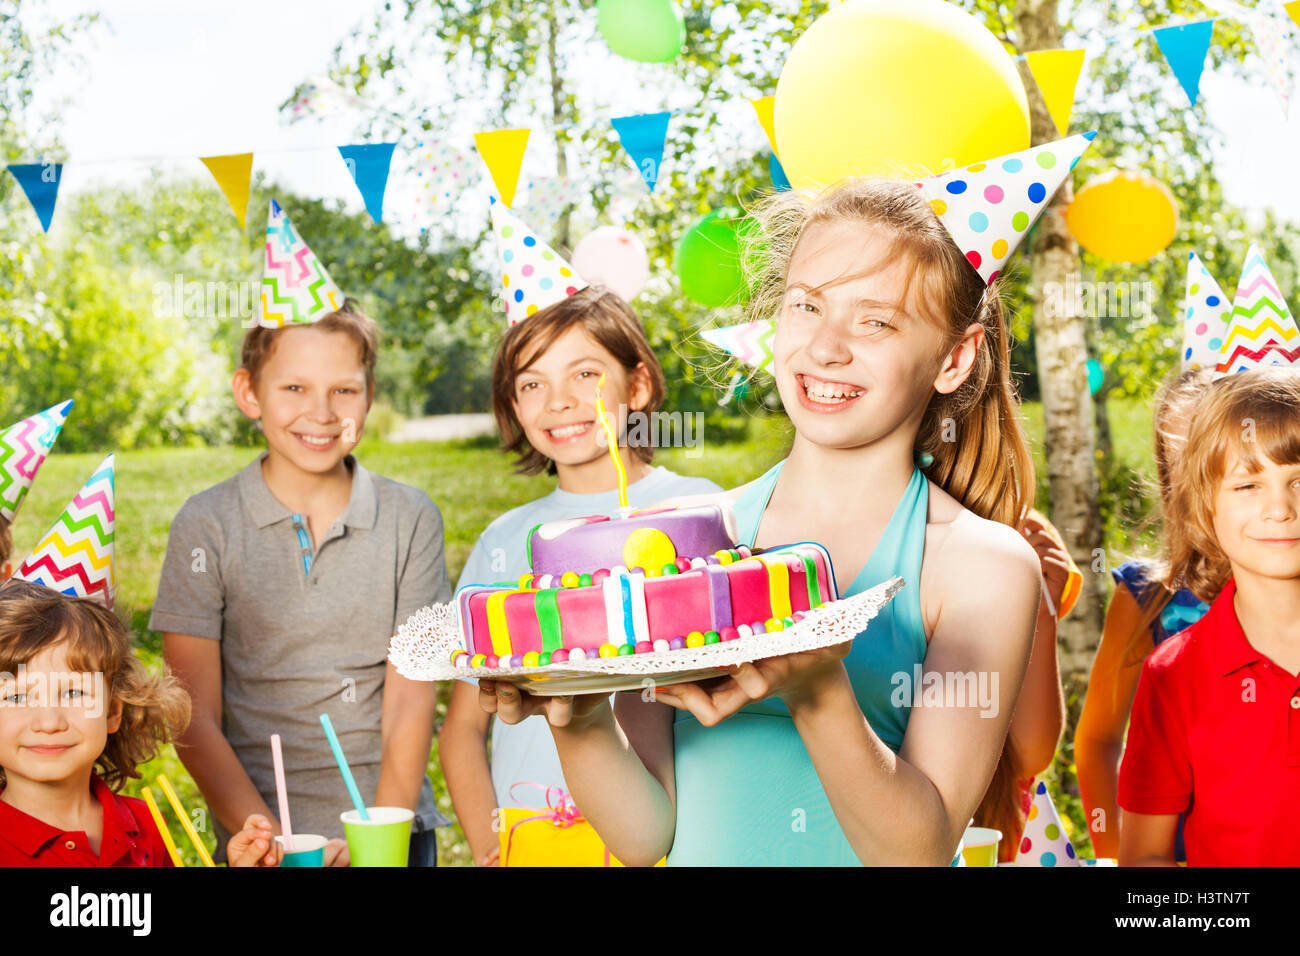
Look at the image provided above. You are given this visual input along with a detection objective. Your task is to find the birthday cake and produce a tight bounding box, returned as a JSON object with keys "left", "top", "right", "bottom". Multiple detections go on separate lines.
{"left": 452, "top": 504, "right": 838, "bottom": 668}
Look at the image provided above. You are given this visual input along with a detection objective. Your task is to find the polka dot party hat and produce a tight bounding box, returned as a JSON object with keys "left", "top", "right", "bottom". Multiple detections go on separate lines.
{"left": 915, "top": 132, "right": 1097, "bottom": 285}
{"left": 700, "top": 319, "right": 776, "bottom": 374}
{"left": 1013, "top": 780, "right": 1080, "bottom": 867}
{"left": 491, "top": 200, "right": 588, "bottom": 326}
{"left": 1181, "top": 251, "right": 1232, "bottom": 371}
{"left": 259, "top": 199, "right": 345, "bottom": 328}
{"left": 1215, "top": 241, "right": 1300, "bottom": 373}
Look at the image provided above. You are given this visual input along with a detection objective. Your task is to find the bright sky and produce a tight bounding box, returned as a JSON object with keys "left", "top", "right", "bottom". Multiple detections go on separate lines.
{"left": 18, "top": 0, "right": 1300, "bottom": 235}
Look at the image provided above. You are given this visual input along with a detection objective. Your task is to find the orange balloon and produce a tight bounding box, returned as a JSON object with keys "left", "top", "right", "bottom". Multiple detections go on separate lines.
{"left": 1065, "top": 171, "right": 1178, "bottom": 263}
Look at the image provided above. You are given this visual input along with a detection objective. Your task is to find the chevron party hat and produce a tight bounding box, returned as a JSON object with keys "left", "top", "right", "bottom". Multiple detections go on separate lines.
{"left": 1013, "top": 780, "right": 1081, "bottom": 867}
{"left": 258, "top": 199, "right": 345, "bottom": 328}
{"left": 915, "top": 132, "right": 1097, "bottom": 285}
{"left": 700, "top": 320, "right": 776, "bottom": 375}
{"left": 491, "top": 200, "right": 587, "bottom": 325}
{"left": 14, "top": 454, "right": 115, "bottom": 608}
{"left": 1181, "top": 252, "right": 1233, "bottom": 371}
{"left": 0, "top": 400, "right": 73, "bottom": 522}
{"left": 1216, "top": 242, "right": 1300, "bottom": 373}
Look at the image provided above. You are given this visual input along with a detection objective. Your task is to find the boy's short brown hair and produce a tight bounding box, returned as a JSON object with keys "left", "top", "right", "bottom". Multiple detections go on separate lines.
{"left": 0, "top": 578, "right": 191, "bottom": 790}
{"left": 491, "top": 288, "right": 666, "bottom": 476}
{"left": 0, "top": 516, "right": 11, "bottom": 568}
{"left": 240, "top": 298, "right": 380, "bottom": 392}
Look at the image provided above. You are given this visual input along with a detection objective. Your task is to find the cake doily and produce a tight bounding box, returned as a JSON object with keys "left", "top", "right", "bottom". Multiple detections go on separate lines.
{"left": 389, "top": 576, "right": 904, "bottom": 694}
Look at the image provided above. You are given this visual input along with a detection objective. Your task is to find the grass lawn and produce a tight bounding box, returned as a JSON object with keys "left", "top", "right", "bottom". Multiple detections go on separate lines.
{"left": 7, "top": 399, "right": 1155, "bottom": 865}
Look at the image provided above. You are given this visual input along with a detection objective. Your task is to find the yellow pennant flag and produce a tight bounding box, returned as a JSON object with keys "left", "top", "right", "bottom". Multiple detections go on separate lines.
{"left": 473, "top": 128, "right": 531, "bottom": 207}
{"left": 1025, "top": 49, "right": 1086, "bottom": 137}
{"left": 750, "top": 96, "right": 779, "bottom": 158}
{"left": 1286, "top": 0, "right": 1300, "bottom": 30}
{"left": 200, "top": 153, "right": 253, "bottom": 228}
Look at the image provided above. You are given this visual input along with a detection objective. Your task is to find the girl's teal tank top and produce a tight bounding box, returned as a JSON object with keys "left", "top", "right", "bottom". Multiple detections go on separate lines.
{"left": 667, "top": 458, "right": 948, "bottom": 866}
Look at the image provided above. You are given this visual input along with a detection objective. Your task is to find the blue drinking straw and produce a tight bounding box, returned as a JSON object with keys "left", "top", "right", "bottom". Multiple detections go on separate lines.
{"left": 319, "top": 713, "right": 369, "bottom": 821}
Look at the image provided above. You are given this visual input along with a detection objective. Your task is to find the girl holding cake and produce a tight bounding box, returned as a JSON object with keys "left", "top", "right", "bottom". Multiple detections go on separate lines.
{"left": 479, "top": 135, "right": 1096, "bottom": 865}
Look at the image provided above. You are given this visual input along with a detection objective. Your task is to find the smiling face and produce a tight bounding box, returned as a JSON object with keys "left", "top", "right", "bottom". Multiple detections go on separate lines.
{"left": 774, "top": 220, "right": 978, "bottom": 452}
{"left": 1212, "top": 452, "right": 1300, "bottom": 583}
{"left": 0, "top": 640, "right": 120, "bottom": 791}
{"left": 232, "top": 326, "right": 372, "bottom": 476}
{"left": 510, "top": 322, "right": 650, "bottom": 470}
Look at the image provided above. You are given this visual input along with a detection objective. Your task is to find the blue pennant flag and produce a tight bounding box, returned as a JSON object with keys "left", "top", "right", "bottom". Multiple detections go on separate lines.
{"left": 610, "top": 112, "right": 671, "bottom": 192}
{"left": 337, "top": 143, "right": 397, "bottom": 223}
{"left": 769, "top": 153, "right": 790, "bottom": 192}
{"left": 7, "top": 162, "right": 64, "bottom": 232}
{"left": 1153, "top": 20, "right": 1214, "bottom": 108}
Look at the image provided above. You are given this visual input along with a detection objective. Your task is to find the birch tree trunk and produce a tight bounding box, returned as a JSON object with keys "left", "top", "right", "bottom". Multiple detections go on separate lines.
{"left": 546, "top": 10, "right": 573, "bottom": 251}
{"left": 1014, "top": 0, "right": 1105, "bottom": 686}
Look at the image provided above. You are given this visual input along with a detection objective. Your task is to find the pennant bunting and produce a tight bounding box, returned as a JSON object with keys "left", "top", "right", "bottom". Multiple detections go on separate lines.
{"left": 6, "top": 162, "right": 63, "bottom": 232}
{"left": 200, "top": 153, "right": 254, "bottom": 228}
{"left": 338, "top": 142, "right": 397, "bottom": 223}
{"left": 14, "top": 454, "right": 116, "bottom": 608}
{"left": 0, "top": 400, "right": 73, "bottom": 522}
{"left": 259, "top": 199, "right": 345, "bottom": 327}
{"left": 1287, "top": 0, "right": 1300, "bottom": 31}
{"left": 490, "top": 201, "right": 587, "bottom": 325}
{"left": 473, "top": 128, "right": 531, "bottom": 207}
{"left": 1152, "top": 21, "right": 1215, "bottom": 107}
{"left": 610, "top": 111, "right": 672, "bottom": 192}
{"left": 1014, "top": 781, "right": 1081, "bottom": 866}
{"left": 1024, "top": 49, "right": 1086, "bottom": 136}
{"left": 1212, "top": 0, "right": 1296, "bottom": 116}
{"left": 1181, "top": 251, "right": 1232, "bottom": 371}
{"left": 518, "top": 175, "right": 585, "bottom": 233}
{"left": 1216, "top": 242, "right": 1300, "bottom": 372}
{"left": 915, "top": 132, "right": 1098, "bottom": 284}
{"left": 770, "top": 152, "right": 791, "bottom": 191}
{"left": 750, "top": 96, "right": 779, "bottom": 156}
{"left": 288, "top": 75, "right": 365, "bottom": 119}
{"left": 700, "top": 320, "right": 776, "bottom": 375}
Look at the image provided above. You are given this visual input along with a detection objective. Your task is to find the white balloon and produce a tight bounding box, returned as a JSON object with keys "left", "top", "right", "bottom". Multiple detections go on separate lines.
{"left": 571, "top": 226, "right": 650, "bottom": 301}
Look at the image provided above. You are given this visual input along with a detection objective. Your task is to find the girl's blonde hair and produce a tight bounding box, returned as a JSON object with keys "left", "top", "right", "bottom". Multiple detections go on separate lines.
{"left": 742, "top": 177, "right": 1036, "bottom": 853}
{"left": 1164, "top": 368, "right": 1300, "bottom": 602}
{"left": 0, "top": 578, "right": 191, "bottom": 791}
{"left": 743, "top": 178, "right": 1035, "bottom": 526}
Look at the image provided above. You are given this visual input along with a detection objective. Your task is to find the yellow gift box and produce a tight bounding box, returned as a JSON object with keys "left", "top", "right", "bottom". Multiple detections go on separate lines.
{"left": 499, "top": 785, "right": 664, "bottom": 867}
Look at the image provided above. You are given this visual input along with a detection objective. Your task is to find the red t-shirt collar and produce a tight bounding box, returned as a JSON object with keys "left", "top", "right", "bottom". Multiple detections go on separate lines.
{"left": 0, "top": 773, "right": 142, "bottom": 860}
{"left": 1200, "top": 578, "right": 1267, "bottom": 676}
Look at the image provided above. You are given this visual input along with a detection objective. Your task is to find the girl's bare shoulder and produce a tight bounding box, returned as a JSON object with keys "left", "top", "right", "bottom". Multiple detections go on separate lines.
{"left": 923, "top": 481, "right": 1039, "bottom": 582}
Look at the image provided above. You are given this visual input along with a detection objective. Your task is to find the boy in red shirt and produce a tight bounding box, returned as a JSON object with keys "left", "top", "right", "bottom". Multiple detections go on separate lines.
{"left": 1119, "top": 368, "right": 1300, "bottom": 865}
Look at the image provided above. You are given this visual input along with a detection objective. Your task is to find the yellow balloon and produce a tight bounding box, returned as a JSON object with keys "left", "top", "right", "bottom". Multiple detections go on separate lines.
{"left": 1066, "top": 171, "right": 1178, "bottom": 263}
{"left": 775, "top": 0, "right": 1030, "bottom": 189}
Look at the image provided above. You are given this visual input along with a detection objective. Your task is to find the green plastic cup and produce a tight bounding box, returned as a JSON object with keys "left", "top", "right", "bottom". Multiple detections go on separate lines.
{"left": 960, "top": 827, "right": 1003, "bottom": 867}
{"left": 275, "top": 833, "right": 327, "bottom": 868}
{"left": 340, "top": 807, "right": 413, "bottom": 867}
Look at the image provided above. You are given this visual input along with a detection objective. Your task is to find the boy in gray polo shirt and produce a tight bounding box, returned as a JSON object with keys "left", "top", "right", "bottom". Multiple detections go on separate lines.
{"left": 153, "top": 290, "right": 450, "bottom": 865}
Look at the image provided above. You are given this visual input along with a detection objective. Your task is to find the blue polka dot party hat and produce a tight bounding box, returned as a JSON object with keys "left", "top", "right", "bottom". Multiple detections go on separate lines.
{"left": 1181, "top": 251, "right": 1232, "bottom": 371}
{"left": 914, "top": 132, "right": 1097, "bottom": 285}
{"left": 490, "top": 200, "right": 588, "bottom": 326}
{"left": 1013, "top": 780, "right": 1080, "bottom": 867}
{"left": 259, "top": 199, "right": 345, "bottom": 328}
{"left": 1215, "top": 241, "right": 1300, "bottom": 373}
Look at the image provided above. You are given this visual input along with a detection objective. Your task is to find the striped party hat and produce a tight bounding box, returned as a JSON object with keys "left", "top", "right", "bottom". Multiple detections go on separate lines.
{"left": 1181, "top": 252, "right": 1232, "bottom": 371}
{"left": 700, "top": 320, "right": 776, "bottom": 375}
{"left": 491, "top": 200, "right": 587, "bottom": 326}
{"left": 1216, "top": 242, "right": 1300, "bottom": 373}
{"left": 14, "top": 454, "right": 115, "bottom": 608}
{"left": 0, "top": 400, "right": 73, "bottom": 522}
{"left": 258, "top": 199, "right": 345, "bottom": 328}
{"left": 915, "top": 132, "right": 1097, "bottom": 284}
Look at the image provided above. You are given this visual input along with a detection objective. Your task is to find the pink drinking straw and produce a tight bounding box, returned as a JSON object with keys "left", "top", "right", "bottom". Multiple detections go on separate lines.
{"left": 270, "top": 734, "right": 294, "bottom": 852}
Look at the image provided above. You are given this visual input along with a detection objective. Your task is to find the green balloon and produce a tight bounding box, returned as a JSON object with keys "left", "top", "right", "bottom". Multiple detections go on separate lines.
{"left": 597, "top": 0, "right": 685, "bottom": 63}
{"left": 676, "top": 210, "right": 754, "bottom": 308}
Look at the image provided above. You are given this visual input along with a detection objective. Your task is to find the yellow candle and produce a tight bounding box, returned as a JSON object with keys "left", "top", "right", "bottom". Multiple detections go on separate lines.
{"left": 141, "top": 786, "right": 184, "bottom": 867}
{"left": 594, "top": 373, "right": 628, "bottom": 509}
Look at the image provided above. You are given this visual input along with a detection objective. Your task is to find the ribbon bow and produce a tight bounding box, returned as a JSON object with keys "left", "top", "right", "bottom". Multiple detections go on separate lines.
{"left": 504, "top": 782, "right": 611, "bottom": 866}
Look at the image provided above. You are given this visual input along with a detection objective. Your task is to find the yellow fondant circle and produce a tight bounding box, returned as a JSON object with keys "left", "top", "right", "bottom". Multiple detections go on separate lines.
{"left": 622, "top": 527, "right": 677, "bottom": 570}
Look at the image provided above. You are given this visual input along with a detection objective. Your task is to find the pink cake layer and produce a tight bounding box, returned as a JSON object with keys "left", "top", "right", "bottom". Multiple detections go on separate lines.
{"left": 458, "top": 544, "right": 836, "bottom": 658}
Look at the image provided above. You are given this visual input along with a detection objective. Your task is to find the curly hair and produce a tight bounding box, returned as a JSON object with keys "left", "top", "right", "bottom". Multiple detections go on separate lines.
{"left": 0, "top": 578, "right": 191, "bottom": 791}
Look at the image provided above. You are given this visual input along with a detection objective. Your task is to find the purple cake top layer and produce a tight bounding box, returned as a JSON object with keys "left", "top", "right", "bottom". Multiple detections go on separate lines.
{"left": 528, "top": 504, "right": 737, "bottom": 577}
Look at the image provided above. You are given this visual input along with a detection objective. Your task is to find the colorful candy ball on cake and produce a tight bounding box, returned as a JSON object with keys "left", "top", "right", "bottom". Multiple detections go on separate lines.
{"left": 522, "top": 651, "right": 540, "bottom": 667}
{"left": 622, "top": 528, "right": 677, "bottom": 572}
